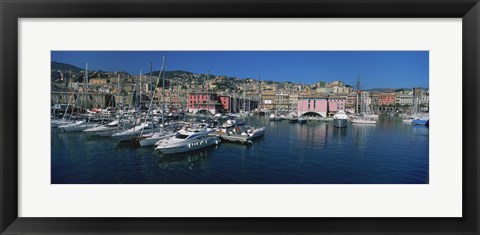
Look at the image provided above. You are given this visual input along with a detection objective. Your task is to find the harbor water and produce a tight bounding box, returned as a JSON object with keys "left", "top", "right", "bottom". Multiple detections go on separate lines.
{"left": 51, "top": 115, "right": 429, "bottom": 184}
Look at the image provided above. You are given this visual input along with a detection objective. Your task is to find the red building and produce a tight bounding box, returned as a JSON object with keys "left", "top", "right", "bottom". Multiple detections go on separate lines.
{"left": 219, "top": 96, "right": 230, "bottom": 111}
{"left": 188, "top": 92, "right": 259, "bottom": 114}
{"left": 378, "top": 92, "right": 396, "bottom": 106}
{"left": 187, "top": 92, "right": 225, "bottom": 114}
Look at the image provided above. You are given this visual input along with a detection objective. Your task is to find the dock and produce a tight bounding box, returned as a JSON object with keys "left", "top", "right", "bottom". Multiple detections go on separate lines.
{"left": 305, "top": 117, "right": 334, "bottom": 122}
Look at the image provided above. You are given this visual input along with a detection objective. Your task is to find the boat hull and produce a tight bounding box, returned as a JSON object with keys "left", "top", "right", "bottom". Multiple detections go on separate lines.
{"left": 350, "top": 119, "right": 377, "bottom": 124}
{"left": 111, "top": 128, "right": 159, "bottom": 141}
{"left": 412, "top": 119, "right": 429, "bottom": 125}
{"left": 155, "top": 137, "right": 220, "bottom": 154}
{"left": 248, "top": 127, "right": 266, "bottom": 138}
{"left": 51, "top": 120, "right": 74, "bottom": 128}
{"left": 333, "top": 118, "right": 348, "bottom": 128}
{"left": 59, "top": 123, "right": 99, "bottom": 132}
{"left": 139, "top": 133, "right": 176, "bottom": 147}
{"left": 83, "top": 127, "right": 122, "bottom": 137}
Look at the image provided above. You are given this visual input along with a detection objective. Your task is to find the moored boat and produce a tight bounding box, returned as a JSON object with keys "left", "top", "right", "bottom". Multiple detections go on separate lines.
{"left": 154, "top": 129, "right": 220, "bottom": 154}
{"left": 83, "top": 119, "right": 130, "bottom": 137}
{"left": 298, "top": 117, "right": 307, "bottom": 123}
{"left": 333, "top": 111, "right": 349, "bottom": 128}
{"left": 111, "top": 123, "right": 160, "bottom": 141}
{"left": 402, "top": 117, "right": 414, "bottom": 123}
{"left": 350, "top": 116, "right": 377, "bottom": 124}
{"left": 412, "top": 118, "right": 429, "bottom": 125}
{"left": 51, "top": 119, "right": 74, "bottom": 128}
{"left": 138, "top": 131, "right": 176, "bottom": 147}
{"left": 58, "top": 120, "right": 99, "bottom": 132}
{"left": 137, "top": 122, "right": 184, "bottom": 147}
{"left": 269, "top": 114, "right": 281, "bottom": 121}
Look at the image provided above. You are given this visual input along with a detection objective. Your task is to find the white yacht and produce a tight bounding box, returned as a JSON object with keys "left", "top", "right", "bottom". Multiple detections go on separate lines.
{"left": 154, "top": 129, "right": 220, "bottom": 154}
{"left": 111, "top": 123, "right": 160, "bottom": 141}
{"left": 333, "top": 111, "right": 349, "bottom": 128}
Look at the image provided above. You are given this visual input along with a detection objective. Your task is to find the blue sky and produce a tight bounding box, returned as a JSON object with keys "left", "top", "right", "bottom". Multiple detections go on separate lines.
{"left": 51, "top": 51, "right": 428, "bottom": 88}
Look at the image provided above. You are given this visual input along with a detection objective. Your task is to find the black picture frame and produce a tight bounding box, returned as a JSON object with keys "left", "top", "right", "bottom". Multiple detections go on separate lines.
{"left": 1, "top": 0, "right": 479, "bottom": 234}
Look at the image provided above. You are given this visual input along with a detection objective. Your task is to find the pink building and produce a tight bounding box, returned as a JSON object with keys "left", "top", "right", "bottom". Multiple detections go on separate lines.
{"left": 297, "top": 97, "right": 346, "bottom": 117}
{"left": 297, "top": 97, "right": 328, "bottom": 117}
{"left": 327, "top": 97, "right": 346, "bottom": 113}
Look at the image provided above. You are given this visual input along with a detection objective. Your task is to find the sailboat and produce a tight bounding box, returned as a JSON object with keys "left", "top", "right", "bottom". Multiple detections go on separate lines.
{"left": 350, "top": 91, "right": 377, "bottom": 124}
{"left": 137, "top": 57, "right": 178, "bottom": 147}
{"left": 404, "top": 96, "right": 429, "bottom": 125}
{"left": 51, "top": 73, "right": 76, "bottom": 127}
{"left": 58, "top": 63, "right": 99, "bottom": 132}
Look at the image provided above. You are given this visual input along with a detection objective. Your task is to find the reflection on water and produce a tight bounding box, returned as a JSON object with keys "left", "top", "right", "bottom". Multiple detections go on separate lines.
{"left": 155, "top": 146, "right": 216, "bottom": 168}
{"left": 52, "top": 115, "right": 429, "bottom": 184}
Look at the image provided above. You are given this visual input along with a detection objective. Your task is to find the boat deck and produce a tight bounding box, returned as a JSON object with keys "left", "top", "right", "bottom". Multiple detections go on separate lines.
{"left": 210, "top": 131, "right": 252, "bottom": 144}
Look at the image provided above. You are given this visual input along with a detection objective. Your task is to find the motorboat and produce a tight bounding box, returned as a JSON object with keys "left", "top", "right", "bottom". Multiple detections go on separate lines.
{"left": 333, "top": 111, "right": 349, "bottom": 128}
{"left": 210, "top": 124, "right": 265, "bottom": 144}
{"left": 154, "top": 128, "right": 220, "bottom": 154}
{"left": 298, "top": 117, "right": 307, "bottom": 123}
{"left": 245, "top": 126, "right": 266, "bottom": 139}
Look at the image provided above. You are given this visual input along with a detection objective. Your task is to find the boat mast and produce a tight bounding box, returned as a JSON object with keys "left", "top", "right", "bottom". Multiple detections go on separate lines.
{"left": 206, "top": 70, "right": 209, "bottom": 115}
{"left": 84, "top": 63, "right": 88, "bottom": 113}
{"left": 147, "top": 62, "right": 152, "bottom": 123}
{"left": 162, "top": 56, "right": 166, "bottom": 127}
{"left": 243, "top": 82, "right": 246, "bottom": 113}
{"left": 117, "top": 74, "right": 120, "bottom": 110}
{"left": 258, "top": 74, "right": 261, "bottom": 111}
{"left": 139, "top": 69, "right": 142, "bottom": 112}
{"left": 355, "top": 77, "right": 361, "bottom": 114}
